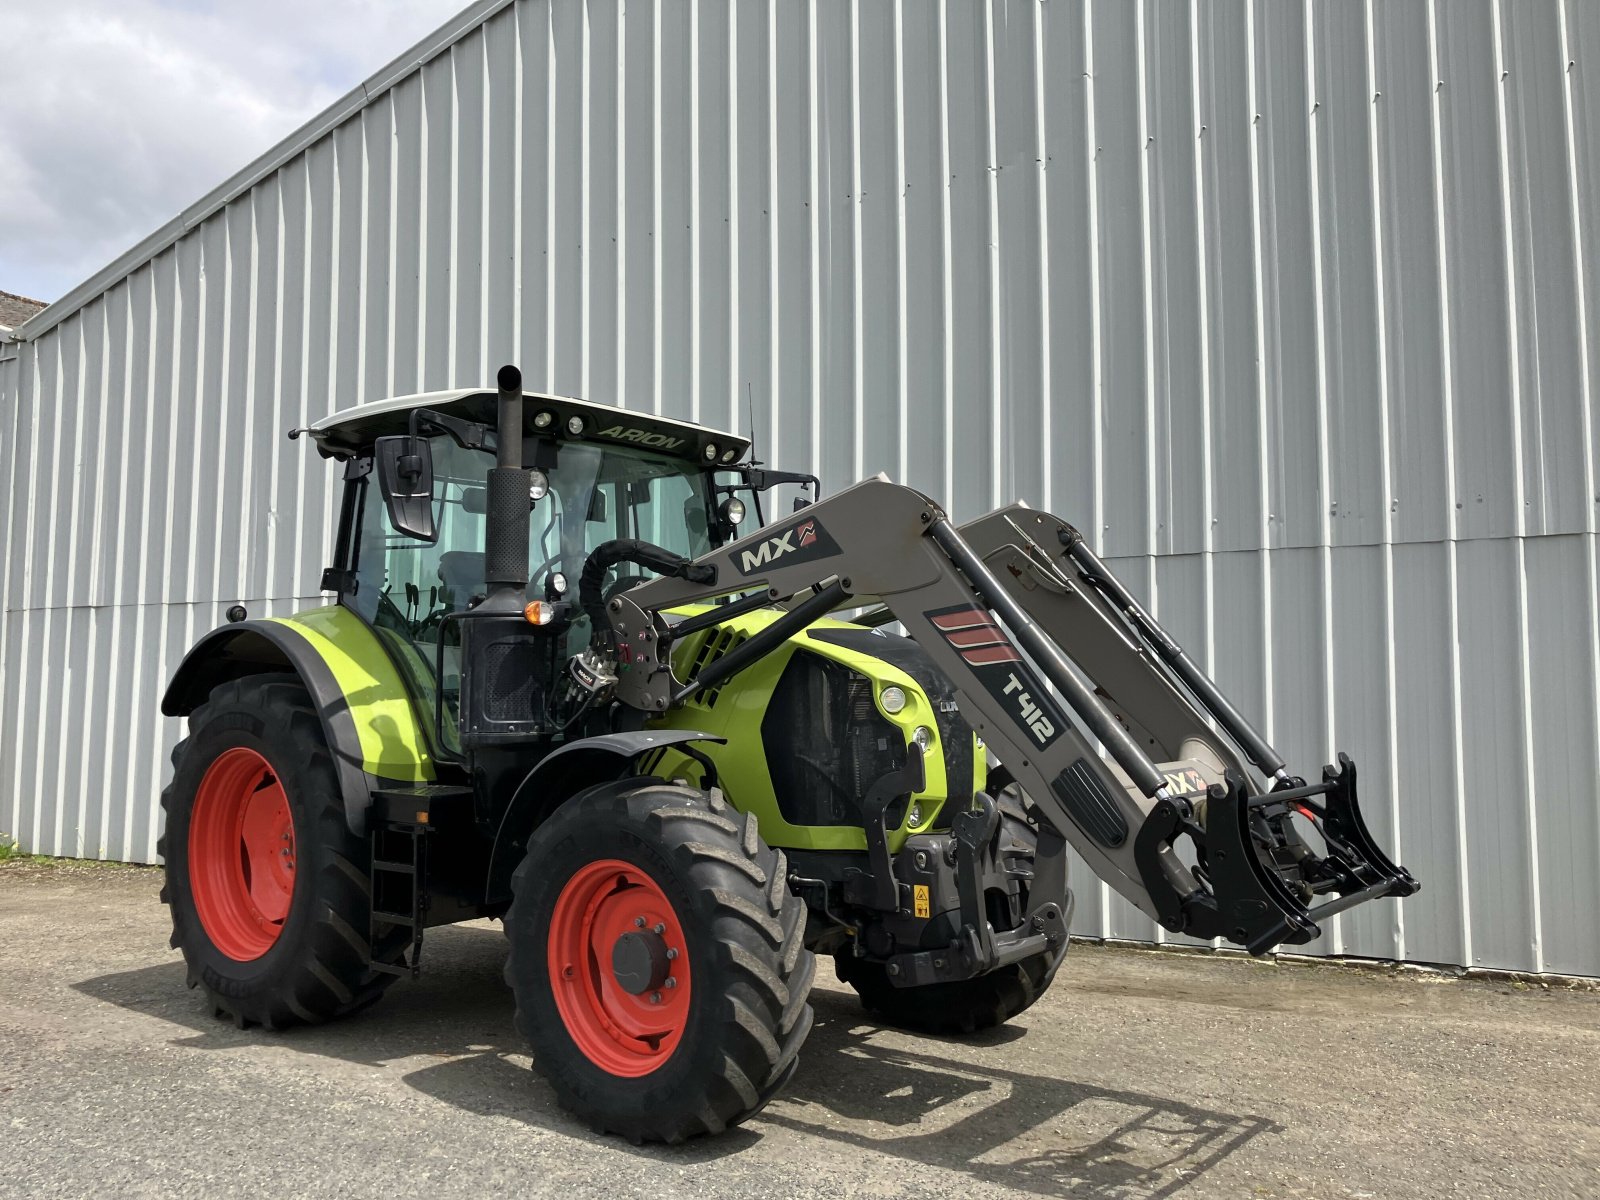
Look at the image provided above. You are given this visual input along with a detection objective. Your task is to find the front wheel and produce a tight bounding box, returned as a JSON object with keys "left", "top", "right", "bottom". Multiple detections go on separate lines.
{"left": 505, "top": 780, "right": 815, "bottom": 1143}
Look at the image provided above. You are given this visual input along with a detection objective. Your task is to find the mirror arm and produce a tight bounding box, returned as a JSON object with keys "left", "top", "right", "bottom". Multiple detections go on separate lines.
{"left": 407, "top": 407, "right": 493, "bottom": 455}
{"left": 736, "top": 465, "right": 821, "bottom": 501}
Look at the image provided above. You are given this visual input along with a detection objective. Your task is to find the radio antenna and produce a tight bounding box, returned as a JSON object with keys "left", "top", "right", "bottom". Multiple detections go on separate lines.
{"left": 746, "top": 381, "right": 762, "bottom": 467}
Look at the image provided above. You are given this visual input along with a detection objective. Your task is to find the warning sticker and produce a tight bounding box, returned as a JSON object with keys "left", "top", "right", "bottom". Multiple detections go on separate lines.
{"left": 913, "top": 884, "right": 931, "bottom": 918}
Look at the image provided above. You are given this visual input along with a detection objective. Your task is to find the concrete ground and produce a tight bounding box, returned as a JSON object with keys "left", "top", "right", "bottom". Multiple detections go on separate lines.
{"left": 1, "top": 864, "right": 1596, "bottom": 1200}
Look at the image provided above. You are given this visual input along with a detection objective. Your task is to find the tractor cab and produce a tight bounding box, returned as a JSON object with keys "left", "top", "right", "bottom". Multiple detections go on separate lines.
{"left": 304, "top": 389, "right": 760, "bottom": 755}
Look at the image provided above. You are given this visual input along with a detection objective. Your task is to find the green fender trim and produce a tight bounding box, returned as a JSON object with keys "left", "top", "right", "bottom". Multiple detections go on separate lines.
{"left": 267, "top": 607, "right": 436, "bottom": 784}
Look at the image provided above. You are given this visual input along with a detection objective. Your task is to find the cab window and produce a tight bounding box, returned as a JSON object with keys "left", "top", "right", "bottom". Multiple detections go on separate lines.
{"left": 346, "top": 435, "right": 719, "bottom": 745}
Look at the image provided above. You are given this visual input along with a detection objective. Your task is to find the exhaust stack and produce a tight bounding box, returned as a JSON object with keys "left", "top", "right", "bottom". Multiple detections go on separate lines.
{"left": 482, "top": 364, "right": 530, "bottom": 604}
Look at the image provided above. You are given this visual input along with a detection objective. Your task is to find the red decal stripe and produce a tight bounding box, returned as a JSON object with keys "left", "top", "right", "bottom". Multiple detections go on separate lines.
{"left": 962, "top": 645, "right": 1022, "bottom": 665}
{"left": 929, "top": 608, "right": 995, "bottom": 632}
{"left": 947, "top": 627, "right": 1010, "bottom": 649}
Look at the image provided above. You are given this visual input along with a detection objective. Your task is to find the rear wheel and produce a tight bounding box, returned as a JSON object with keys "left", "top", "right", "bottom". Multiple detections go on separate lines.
{"left": 505, "top": 780, "right": 815, "bottom": 1143}
{"left": 159, "top": 675, "right": 403, "bottom": 1029}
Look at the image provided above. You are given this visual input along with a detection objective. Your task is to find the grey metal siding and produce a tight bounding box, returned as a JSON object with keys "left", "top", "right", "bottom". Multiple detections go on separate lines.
{"left": 2, "top": 0, "right": 1598, "bottom": 976}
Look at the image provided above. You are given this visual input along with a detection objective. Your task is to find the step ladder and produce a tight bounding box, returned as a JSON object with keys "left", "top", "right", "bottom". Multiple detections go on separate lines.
{"left": 367, "top": 784, "right": 472, "bottom": 979}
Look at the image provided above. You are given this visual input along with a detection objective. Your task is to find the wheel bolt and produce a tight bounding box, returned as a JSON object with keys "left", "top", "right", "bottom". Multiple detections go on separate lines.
{"left": 665, "top": 948, "right": 678, "bottom": 960}
{"left": 634, "top": 917, "right": 645, "bottom": 928}
{"left": 650, "top": 991, "right": 663, "bottom": 1004}
{"left": 652, "top": 923, "right": 665, "bottom": 935}
{"left": 563, "top": 964, "right": 574, "bottom": 979}
{"left": 664, "top": 977, "right": 677, "bottom": 989}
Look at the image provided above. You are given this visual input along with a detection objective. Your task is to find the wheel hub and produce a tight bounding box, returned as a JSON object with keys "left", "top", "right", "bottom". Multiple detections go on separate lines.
{"left": 547, "top": 859, "right": 692, "bottom": 1076}
{"left": 611, "top": 929, "right": 670, "bottom": 995}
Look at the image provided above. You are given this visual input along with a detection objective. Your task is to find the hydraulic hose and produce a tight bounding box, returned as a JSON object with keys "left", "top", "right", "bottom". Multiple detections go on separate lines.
{"left": 579, "top": 539, "right": 717, "bottom": 642}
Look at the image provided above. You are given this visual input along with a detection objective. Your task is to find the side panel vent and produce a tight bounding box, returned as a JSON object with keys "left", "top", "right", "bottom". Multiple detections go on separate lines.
{"left": 1050, "top": 758, "right": 1129, "bottom": 848}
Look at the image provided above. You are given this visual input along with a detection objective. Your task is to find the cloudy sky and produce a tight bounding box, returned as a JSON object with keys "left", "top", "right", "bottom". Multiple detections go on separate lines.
{"left": 0, "top": 0, "right": 467, "bottom": 303}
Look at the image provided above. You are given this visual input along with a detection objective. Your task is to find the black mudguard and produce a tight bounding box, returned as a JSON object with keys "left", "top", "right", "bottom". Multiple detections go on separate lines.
{"left": 484, "top": 729, "right": 727, "bottom": 902}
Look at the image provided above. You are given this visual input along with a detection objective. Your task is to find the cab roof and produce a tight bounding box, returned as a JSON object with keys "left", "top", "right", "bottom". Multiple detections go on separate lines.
{"left": 307, "top": 388, "right": 751, "bottom": 466}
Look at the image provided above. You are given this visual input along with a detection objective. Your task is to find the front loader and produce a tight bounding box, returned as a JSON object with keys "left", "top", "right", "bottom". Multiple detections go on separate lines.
{"left": 159, "top": 365, "right": 1416, "bottom": 1143}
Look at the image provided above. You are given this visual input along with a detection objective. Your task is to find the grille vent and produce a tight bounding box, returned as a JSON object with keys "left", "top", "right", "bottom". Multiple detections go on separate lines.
{"left": 682, "top": 627, "right": 749, "bottom": 708}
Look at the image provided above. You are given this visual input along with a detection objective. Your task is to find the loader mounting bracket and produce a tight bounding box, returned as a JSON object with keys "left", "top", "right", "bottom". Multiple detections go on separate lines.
{"left": 1136, "top": 753, "right": 1418, "bottom": 955}
{"left": 842, "top": 751, "right": 927, "bottom": 912}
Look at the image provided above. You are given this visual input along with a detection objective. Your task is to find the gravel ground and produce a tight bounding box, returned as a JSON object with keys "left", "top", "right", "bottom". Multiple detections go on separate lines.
{"left": 2, "top": 862, "right": 1596, "bottom": 1199}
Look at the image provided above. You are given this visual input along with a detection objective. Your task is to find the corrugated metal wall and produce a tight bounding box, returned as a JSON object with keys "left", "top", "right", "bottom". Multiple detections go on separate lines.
{"left": 4, "top": 0, "right": 1599, "bottom": 976}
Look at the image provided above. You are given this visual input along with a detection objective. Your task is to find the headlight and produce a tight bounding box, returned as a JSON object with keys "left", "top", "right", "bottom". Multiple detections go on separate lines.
{"left": 549, "top": 571, "right": 569, "bottom": 595}
{"left": 911, "top": 725, "right": 934, "bottom": 751}
{"left": 721, "top": 448, "right": 739, "bottom": 463}
{"left": 704, "top": 443, "right": 719, "bottom": 461}
{"left": 528, "top": 469, "right": 550, "bottom": 501}
{"left": 880, "top": 685, "right": 907, "bottom": 715}
{"left": 533, "top": 410, "right": 554, "bottom": 429}
{"left": 719, "top": 496, "right": 747, "bottom": 527}
{"left": 566, "top": 415, "right": 585, "bottom": 436}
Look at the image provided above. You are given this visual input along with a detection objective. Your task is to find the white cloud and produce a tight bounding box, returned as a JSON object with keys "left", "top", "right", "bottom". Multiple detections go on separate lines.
{"left": 0, "top": 0, "right": 467, "bottom": 302}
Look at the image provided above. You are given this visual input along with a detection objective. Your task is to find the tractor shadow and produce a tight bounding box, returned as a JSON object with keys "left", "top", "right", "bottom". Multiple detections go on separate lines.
{"left": 75, "top": 923, "right": 1277, "bottom": 1197}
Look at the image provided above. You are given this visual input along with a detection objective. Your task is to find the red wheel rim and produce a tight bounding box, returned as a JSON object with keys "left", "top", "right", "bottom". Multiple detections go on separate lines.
{"left": 188, "top": 747, "right": 296, "bottom": 961}
{"left": 547, "top": 859, "right": 693, "bottom": 1077}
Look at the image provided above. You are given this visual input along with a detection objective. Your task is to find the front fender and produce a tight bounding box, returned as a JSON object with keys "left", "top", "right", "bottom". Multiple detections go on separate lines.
{"left": 485, "top": 729, "right": 726, "bottom": 902}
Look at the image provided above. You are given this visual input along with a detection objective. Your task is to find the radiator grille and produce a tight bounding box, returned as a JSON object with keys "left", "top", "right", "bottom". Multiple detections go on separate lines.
{"left": 805, "top": 626, "right": 976, "bottom": 811}
{"left": 761, "top": 650, "right": 908, "bottom": 828}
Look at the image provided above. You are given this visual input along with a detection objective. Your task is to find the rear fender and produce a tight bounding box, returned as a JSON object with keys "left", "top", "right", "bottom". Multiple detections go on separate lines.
{"left": 485, "top": 730, "right": 726, "bottom": 903}
{"left": 161, "top": 607, "right": 436, "bottom": 836}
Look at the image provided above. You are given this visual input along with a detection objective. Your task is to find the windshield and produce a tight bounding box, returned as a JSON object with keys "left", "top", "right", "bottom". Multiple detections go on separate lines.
{"left": 528, "top": 441, "right": 715, "bottom": 595}
{"left": 351, "top": 437, "right": 718, "bottom": 630}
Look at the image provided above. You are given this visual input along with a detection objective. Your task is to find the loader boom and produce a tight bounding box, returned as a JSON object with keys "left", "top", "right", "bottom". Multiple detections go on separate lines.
{"left": 594, "top": 475, "right": 1417, "bottom": 956}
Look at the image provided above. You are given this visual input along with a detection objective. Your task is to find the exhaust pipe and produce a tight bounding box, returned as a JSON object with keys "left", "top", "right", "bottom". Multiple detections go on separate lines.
{"left": 483, "top": 364, "right": 531, "bottom": 604}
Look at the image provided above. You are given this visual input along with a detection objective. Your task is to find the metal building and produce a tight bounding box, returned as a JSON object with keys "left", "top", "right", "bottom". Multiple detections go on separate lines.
{"left": 3, "top": 0, "right": 1599, "bottom": 977}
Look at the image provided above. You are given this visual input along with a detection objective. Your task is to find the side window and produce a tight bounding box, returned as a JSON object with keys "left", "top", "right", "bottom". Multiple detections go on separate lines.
{"left": 348, "top": 439, "right": 489, "bottom": 746}
{"left": 350, "top": 439, "right": 487, "bottom": 638}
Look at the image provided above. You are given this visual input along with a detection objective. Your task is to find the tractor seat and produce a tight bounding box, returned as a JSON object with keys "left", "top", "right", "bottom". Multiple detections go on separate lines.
{"left": 437, "top": 551, "right": 485, "bottom": 612}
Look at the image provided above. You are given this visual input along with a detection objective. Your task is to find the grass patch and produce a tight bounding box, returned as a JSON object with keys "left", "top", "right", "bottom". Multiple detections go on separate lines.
{"left": 0, "top": 834, "right": 150, "bottom": 869}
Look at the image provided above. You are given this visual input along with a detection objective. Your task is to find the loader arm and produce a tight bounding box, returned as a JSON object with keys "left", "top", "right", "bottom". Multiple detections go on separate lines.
{"left": 598, "top": 476, "right": 1416, "bottom": 955}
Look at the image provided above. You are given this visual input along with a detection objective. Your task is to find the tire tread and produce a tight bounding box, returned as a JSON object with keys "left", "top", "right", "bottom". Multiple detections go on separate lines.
{"left": 504, "top": 779, "right": 815, "bottom": 1143}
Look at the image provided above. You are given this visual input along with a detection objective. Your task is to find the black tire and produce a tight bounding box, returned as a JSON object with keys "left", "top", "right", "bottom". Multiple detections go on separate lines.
{"left": 835, "top": 791, "right": 1057, "bottom": 1036}
{"left": 834, "top": 952, "right": 1052, "bottom": 1036}
{"left": 505, "top": 780, "right": 816, "bottom": 1143}
{"left": 159, "top": 675, "right": 403, "bottom": 1029}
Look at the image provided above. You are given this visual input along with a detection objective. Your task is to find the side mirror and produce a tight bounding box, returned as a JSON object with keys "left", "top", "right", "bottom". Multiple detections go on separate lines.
{"left": 375, "top": 435, "right": 437, "bottom": 542}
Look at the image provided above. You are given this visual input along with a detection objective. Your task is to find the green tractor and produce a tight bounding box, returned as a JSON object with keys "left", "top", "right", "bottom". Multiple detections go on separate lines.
{"left": 160, "top": 367, "right": 1416, "bottom": 1142}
